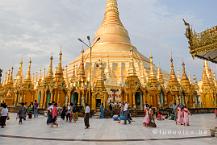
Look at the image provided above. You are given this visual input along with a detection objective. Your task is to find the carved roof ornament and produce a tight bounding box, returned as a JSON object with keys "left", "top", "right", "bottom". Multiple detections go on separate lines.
{"left": 184, "top": 19, "right": 217, "bottom": 63}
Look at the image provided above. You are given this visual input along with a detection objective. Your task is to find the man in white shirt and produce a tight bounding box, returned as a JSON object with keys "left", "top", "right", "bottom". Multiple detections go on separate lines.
{"left": 84, "top": 103, "right": 90, "bottom": 129}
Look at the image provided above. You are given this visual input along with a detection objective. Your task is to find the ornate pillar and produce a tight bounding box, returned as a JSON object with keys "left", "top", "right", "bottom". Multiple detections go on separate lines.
{"left": 132, "top": 93, "right": 136, "bottom": 108}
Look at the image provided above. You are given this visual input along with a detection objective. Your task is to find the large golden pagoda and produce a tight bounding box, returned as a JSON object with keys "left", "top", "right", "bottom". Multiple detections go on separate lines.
{"left": 68, "top": 0, "right": 150, "bottom": 88}
{"left": 0, "top": 0, "right": 216, "bottom": 112}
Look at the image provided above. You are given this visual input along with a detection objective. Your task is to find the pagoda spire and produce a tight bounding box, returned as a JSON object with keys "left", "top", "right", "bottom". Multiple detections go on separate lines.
{"left": 71, "top": 64, "right": 76, "bottom": 83}
{"left": 167, "top": 56, "right": 179, "bottom": 88}
{"left": 55, "top": 50, "right": 63, "bottom": 75}
{"left": 202, "top": 62, "right": 210, "bottom": 87}
{"left": 180, "top": 62, "right": 190, "bottom": 88}
{"left": 47, "top": 55, "right": 53, "bottom": 78}
{"left": 157, "top": 65, "right": 164, "bottom": 85}
{"left": 16, "top": 59, "right": 23, "bottom": 82}
{"left": 128, "top": 49, "right": 136, "bottom": 76}
{"left": 9, "top": 67, "right": 14, "bottom": 83}
{"left": 148, "top": 55, "right": 157, "bottom": 85}
{"left": 77, "top": 50, "right": 86, "bottom": 82}
{"left": 65, "top": 65, "right": 70, "bottom": 87}
{"left": 25, "top": 58, "right": 32, "bottom": 81}
{"left": 103, "top": 0, "right": 123, "bottom": 26}
{"left": 95, "top": 0, "right": 131, "bottom": 45}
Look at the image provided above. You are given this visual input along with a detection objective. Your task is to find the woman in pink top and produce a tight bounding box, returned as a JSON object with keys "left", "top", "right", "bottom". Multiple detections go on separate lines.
{"left": 183, "top": 106, "right": 191, "bottom": 126}
{"left": 51, "top": 103, "right": 58, "bottom": 127}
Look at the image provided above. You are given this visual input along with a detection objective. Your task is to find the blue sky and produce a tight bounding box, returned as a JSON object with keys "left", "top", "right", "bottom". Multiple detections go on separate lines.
{"left": 0, "top": 0, "right": 216, "bottom": 81}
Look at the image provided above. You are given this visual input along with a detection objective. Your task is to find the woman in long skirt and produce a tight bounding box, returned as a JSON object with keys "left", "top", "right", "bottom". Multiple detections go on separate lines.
{"left": 183, "top": 106, "right": 191, "bottom": 126}
{"left": 176, "top": 106, "right": 183, "bottom": 125}
{"left": 143, "top": 107, "right": 150, "bottom": 127}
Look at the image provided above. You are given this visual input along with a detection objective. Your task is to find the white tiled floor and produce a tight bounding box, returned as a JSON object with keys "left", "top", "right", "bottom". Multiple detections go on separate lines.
{"left": 0, "top": 113, "right": 216, "bottom": 145}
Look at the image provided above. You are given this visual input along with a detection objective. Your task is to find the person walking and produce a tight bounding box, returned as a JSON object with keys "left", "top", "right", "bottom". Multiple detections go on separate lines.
{"left": 51, "top": 103, "right": 58, "bottom": 127}
{"left": 18, "top": 103, "right": 27, "bottom": 124}
{"left": 123, "top": 102, "right": 131, "bottom": 124}
{"left": 183, "top": 106, "right": 191, "bottom": 126}
{"left": 72, "top": 103, "right": 78, "bottom": 122}
{"left": 84, "top": 103, "right": 90, "bottom": 129}
{"left": 0, "top": 104, "right": 8, "bottom": 128}
{"left": 60, "top": 105, "right": 67, "bottom": 120}
{"left": 33, "top": 100, "right": 39, "bottom": 118}
{"left": 99, "top": 103, "right": 104, "bottom": 119}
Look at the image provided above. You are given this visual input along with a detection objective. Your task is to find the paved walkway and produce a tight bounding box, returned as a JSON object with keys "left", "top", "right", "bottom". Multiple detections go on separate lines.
{"left": 0, "top": 113, "right": 216, "bottom": 145}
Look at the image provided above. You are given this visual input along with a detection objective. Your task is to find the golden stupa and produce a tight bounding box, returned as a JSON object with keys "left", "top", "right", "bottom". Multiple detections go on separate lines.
{"left": 68, "top": 0, "right": 150, "bottom": 88}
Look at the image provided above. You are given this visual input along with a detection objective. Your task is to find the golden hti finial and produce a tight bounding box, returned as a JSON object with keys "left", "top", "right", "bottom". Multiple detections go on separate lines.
{"left": 25, "top": 58, "right": 32, "bottom": 81}
{"left": 128, "top": 49, "right": 136, "bottom": 76}
{"left": 47, "top": 55, "right": 53, "bottom": 78}
{"left": 77, "top": 50, "right": 86, "bottom": 81}
{"left": 103, "top": 0, "right": 123, "bottom": 26}
{"left": 56, "top": 49, "right": 63, "bottom": 75}
{"left": 43, "top": 68, "right": 46, "bottom": 80}
{"left": 157, "top": 65, "right": 164, "bottom": 85}
{"left": 180, "top": 62, "right": 190, "bottom": 88}
{"left": 8, "top": 66, "right": 14, "bottom": 84}
{"left": 148, "top": 54, "right": 157, "bottom": 86}
{"left": 201, "top": 61, "right": 210, "bottom": 87}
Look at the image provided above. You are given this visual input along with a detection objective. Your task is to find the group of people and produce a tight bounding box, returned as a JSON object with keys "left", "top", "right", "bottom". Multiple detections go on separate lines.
{"left": 111, "top": 102, "right": 132, "bottom": 125}
{"left": 47, "top": 102, "right": 59, "bottom": 127}
{"left": 0, "top": 102, "right": 8, "bottom": 128}
{"left": 176, "top": 105, "right": 191, "bottom": 126}
{"left": 143, "top": 104, "right": 156, "bottom": 128}
{"left": 60, "top": 103, "right": 79, "bottom": 123}
{"left": 46, "top": 102, "right": 91, "bottom": 129}
{"left": 17, "top": 100, "right": 39, "bottom": 124}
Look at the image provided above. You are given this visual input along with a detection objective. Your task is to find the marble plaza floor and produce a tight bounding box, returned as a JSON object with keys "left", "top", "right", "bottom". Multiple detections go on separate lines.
{"left": 0, "top": 113, "right": 216, "bottom": 145}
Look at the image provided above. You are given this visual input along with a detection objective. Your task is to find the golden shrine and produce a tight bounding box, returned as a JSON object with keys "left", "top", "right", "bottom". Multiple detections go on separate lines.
{"left": 0, "top": 0, "right": 216, "bottom": 111}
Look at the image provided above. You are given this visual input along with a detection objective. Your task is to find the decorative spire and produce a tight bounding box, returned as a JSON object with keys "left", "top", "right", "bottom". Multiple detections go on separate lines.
{"left": 105, "top": 55, "right": 112, "bottom": 79}
{"left": 201, "top": 61, "right": 210, "bottom": 88}
{"left": 167, "top": 56, "right": 179, "bottom": 88}
{"left": 148, "top": 55, "right": 158, "bottom": 86}
{"left": 180, "top": 62, "right": 190, "bottom": 89}
{"left": 77, "top": 50, "right": 86, "bottom": 82}
{"left": 55, "top": 50, "right": 63, "bottom": 75}
{"left": 95, "top": 59, "right": 106, "bottom": 89}
{"left": 94, "top": 0, "right": 131, "bottom": 45}
{"left": 65, "top": 65, "right": 69, "bottom": 87}
{"left": 47, "top": 55, "right": 53, "bottom": 78}
{"left": 157, "top": 66, "right": 164, "bottom": 85}
{"left": 103, "top": 0, "right": 123, "bottom": 26}
{"left": 43, "top": 68, "right": 46, "bottom": 80}
{"left": 8, "top": 67, "right": 14, "bottom": 84}
{"left": 25, "top": 58, "right": 32, "bottom": 81}
{"left": 128, "top": 49, "right": 136, "bottom": 76}
{"left": 71, "top": 64, "right": 76, "bottom": 83}
{"left": 16, "top": 58, "right": 23, "bottom": 83}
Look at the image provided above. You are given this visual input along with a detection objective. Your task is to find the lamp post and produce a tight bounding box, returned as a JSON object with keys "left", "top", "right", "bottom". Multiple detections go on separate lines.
{"left": 78, "top": 36, "right": 100, "bottom": 108}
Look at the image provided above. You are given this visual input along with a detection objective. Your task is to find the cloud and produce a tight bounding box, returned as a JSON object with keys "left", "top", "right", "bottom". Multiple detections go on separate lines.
{"left": 0, "top": 0, "right": 215, "bottom": 81}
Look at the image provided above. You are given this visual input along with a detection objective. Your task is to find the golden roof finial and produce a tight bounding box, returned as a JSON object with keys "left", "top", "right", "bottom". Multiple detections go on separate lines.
{"left": 167, "top": 55, "right": 179, "bottom": 89}
{"left": 128, "top": 49, "right": 136, "bottom": 76}
{"left": 181, "top": 62, "right": 190, "bottom": 88}
{"left": 9, "top": 66, "right": 14, "bottom": 83}
{"left": 157, "top": 65, "right": 164, "bottom": 85}
{"left": 103, "top": 0, "right": 123, "bottom": 26}
{"left": 95, "top": 0, "right": 131, "bottom": 45}
{"left": 43, "top": 68, "right": 46, "bottom": 80}
{"left": 25, "top": 58, "right": 32, "bottom": 81}
{"left": 148, "top": 55, "right": 157, "bottom": 86}
{"left": 201, "top": 62, "right": 210, "bottom": 87}
{"left": 55, "top": 49, "right": 63, "bottom": 75}
{"left": 77, "top": 50, "right": 86, "bottom": 81}
{"left": 47, "top": 55, "right": 53, "bottom": 78}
